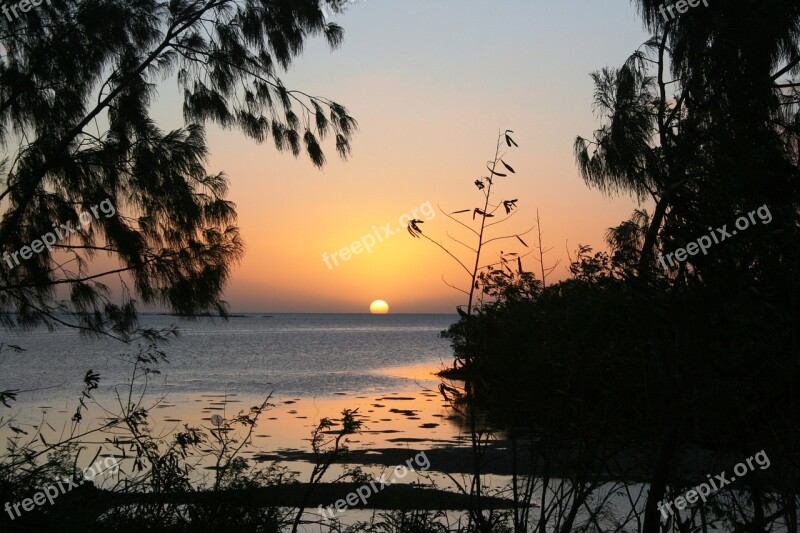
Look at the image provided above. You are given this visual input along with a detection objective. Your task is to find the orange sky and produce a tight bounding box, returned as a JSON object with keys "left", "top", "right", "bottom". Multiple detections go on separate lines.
{"left": 142, "top": 1, "right": 653, "bottom": 313}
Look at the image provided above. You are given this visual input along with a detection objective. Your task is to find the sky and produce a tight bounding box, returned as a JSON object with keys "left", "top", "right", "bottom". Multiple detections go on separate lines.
{"left": 153, "top": 0, "right": 653, "bottom": 313}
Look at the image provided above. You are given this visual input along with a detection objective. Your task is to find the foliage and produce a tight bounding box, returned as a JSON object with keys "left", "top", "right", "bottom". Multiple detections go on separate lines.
{"left": 0, "top": 0, "right": 357, "bottom": 340}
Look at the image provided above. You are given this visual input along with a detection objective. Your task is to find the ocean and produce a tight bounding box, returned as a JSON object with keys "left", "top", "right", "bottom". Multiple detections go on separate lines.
{"left": 0, "top": 313, "right": 457, "bottom": 401}
{"left": 0, "top": 313, "right": 465, "bottom": 453}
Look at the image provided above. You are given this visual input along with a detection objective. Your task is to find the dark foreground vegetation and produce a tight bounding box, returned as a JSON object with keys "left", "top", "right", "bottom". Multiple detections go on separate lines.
{"left": 432, "top": 0, "right": 800, "bottom": 530}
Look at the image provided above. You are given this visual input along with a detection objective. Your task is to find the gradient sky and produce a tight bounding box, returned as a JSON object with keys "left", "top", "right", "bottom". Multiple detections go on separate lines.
{"left": 151, "top": 0, "right": 653, "bottom": 313}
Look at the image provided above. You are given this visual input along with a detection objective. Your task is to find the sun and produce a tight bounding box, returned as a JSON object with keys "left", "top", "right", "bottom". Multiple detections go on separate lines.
{"left": 369, "top": 300, "right": 389, "bottom": 314}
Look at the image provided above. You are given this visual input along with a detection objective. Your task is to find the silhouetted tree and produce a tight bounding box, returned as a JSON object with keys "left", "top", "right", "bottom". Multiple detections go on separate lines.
{"left": 577, "top": 4, "right": 800, "bottom": 530}
{"left": 0, "top": 0, "right": 357, "bottom": 340}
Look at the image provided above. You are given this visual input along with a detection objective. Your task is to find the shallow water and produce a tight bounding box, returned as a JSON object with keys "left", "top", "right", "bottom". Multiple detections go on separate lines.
{"left": 1, "top": 314, "right": 469, "bottom": 469}
{"left": 0, "top": 314, "right": 685, "bottom": 530}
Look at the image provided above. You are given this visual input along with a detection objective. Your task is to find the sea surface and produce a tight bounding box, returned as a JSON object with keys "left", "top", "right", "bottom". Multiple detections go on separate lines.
{"left": 0, "top": 313, "right": 646, "bottom": 528}
{"left": 0, "top": 313, "right": 466, "bottom": 455}
{"left": 1, "top": 313, "right": 457, "bottom": 402}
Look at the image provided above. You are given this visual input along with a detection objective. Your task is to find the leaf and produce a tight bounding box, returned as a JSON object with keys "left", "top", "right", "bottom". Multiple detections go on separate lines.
{"left": 501, "top": 160, "right": 515, "bottom": 173}
{"left": 0, "top": 389, "right": 18, "bottom": 407}
{"left": 487, "top": 163, "right": 507, "bottom": 177}
{"left": 516, "top": 235, "right": 528, "bottom": 247}
{"left": 473, "top": 208, "right": 495, "bottom": 219}
{"left": 505, "top": 131, "right": 518, "bottom": 147}
{"left": 83, "top": 370, "right": 100, "bottom": 391}
{"left": 407, "top": 219, "right": 424, "bottom": 237}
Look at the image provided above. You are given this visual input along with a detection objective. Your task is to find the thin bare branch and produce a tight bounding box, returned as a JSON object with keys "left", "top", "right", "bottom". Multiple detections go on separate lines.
{"left": 483, "top": 226, "right": 534, "bottom": 246}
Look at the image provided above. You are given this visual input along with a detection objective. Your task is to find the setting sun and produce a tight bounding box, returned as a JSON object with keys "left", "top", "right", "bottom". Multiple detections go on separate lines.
{"left": 369, "top": 300, "right": 389, "bottom": 314}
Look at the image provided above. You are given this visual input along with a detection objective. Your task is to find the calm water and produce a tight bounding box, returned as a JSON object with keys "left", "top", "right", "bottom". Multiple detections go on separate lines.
{"left": 1, "top": 313, "right": 642, "bottom": 529}
{"left": 1, "top": 313, "right": 457, "bottom": 409}
{"left": 1, "top": 313, "right": 474, "bottom": 512}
